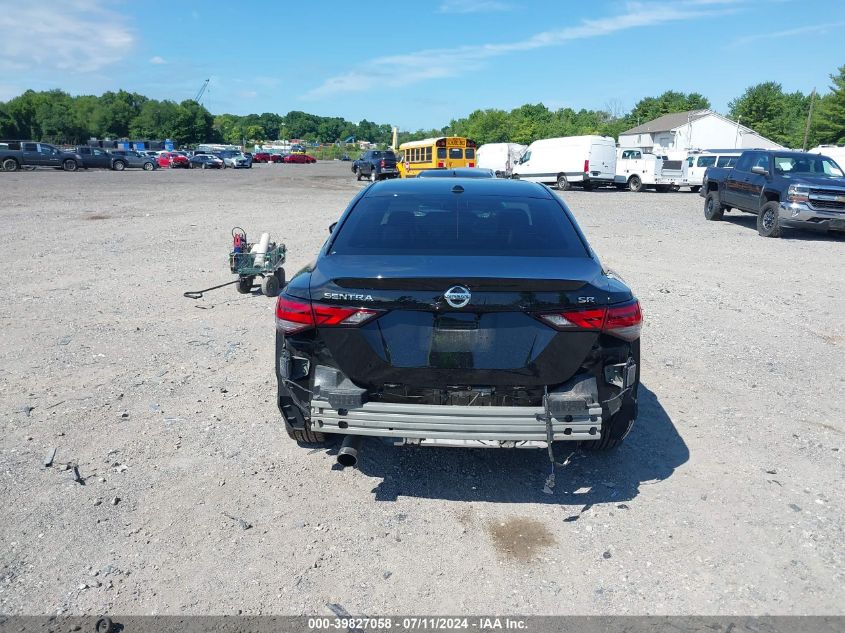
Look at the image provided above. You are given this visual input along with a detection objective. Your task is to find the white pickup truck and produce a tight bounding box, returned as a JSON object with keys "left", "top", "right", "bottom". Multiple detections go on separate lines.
{"left": 614, "top": 149, "right": 684, "bottom": 192}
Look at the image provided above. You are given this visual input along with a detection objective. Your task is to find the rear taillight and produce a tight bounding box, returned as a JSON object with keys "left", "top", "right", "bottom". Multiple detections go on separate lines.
{"left": 276, "top": 296, "right": 381, "bottom": 334}
{"left": 380, "top": 159, "right": 385, "bottom": 168}
{"left": 275, "top": 296, "right": 314, "bottom": 334}
{"left": 468, "top": 162, "right": 475, "bottom": 167}
{"left": 584, "top": 159, "right": 589, "bottom": 173}
{"left": 603, "top": 300, "right": 643, "bottom": 341}
{"left": 437, "top": 162, "right": 445, "bottom": 168}
{"left": 537, "top": 300, "right": 642, "bottom": 341}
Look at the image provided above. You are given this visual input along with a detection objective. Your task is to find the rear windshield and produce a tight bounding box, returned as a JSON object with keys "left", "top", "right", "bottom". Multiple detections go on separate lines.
{"left": 330, "top": 194, "right": 588, "bottom": 257}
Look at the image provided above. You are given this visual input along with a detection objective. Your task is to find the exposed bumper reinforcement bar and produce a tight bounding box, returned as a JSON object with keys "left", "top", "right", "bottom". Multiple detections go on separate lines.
{"left": 310, "top": 399, "right": 603, "bottom": 444}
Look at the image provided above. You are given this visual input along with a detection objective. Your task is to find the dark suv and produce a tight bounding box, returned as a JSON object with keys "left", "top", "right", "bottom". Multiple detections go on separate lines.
{"left": 75, "top": 146, "right": 129, "bottom": 170}
{"left": 352, "top": 150, "right": 398, "bottom": 182}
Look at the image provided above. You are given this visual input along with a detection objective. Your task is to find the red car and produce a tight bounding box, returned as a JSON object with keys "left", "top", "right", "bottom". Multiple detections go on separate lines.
{"left": 252, "top": 152, "right": 271, "bottom": 163}
{"left": 156, "top": 152, "right": 190, "bottom": 168}
{"left": 283, "top": 153, "right": 316, "bottom": 164}
{"left": 268, "top": 154, "right": 284, "bottom": 163}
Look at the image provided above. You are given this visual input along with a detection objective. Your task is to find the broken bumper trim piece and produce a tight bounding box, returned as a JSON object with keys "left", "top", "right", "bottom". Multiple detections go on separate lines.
{"left": 310, "top": 399, "right": 603, "bottom": 443}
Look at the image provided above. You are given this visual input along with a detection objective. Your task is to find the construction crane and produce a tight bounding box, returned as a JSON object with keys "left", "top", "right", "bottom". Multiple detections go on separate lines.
{"left": 194, "top": 79, "right": 210, "bottom": 104}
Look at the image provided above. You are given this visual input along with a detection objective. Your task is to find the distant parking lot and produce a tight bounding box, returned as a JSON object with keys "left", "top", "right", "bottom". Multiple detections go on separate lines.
{"left": 0, "top": 162, "right": 842, "bottom": 615}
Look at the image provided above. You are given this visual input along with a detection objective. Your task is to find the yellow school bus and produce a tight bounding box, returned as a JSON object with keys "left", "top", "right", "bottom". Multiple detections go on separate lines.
{"left": 397, "top": 136, "right": 477, "bottom": 177}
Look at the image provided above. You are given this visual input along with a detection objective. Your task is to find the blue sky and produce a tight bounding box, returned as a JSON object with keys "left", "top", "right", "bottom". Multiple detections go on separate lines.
{"left": 0, "top": 0, "right": 842, "bottom": 130}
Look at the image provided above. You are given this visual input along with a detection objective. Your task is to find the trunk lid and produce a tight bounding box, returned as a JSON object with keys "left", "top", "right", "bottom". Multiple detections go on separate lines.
{"left": 309, "top": 255, "right": 630, "bottom": 388}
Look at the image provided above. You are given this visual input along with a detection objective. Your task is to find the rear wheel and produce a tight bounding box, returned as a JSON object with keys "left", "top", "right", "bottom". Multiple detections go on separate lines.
{"left": 628, "top": 175, "right": 643, "bottom": 192}
{"left": 704, "top": 191, "right": 724, "bottom": 221}
{"left": 143, "top": 161, "right": 154, "bottom": 171}
{"left": 690, "top": 185, "right": 701, "bottom": 193}
{"left": 556, "top": 174, "right": 570, "bottom": 190}
{"left": 2, "top": 158, "right": 19, "bottom": 172}
{"left": 113, "top": 160, "right": 126, "bottom": 171}
{"left": 63, "top": 159, "right": 78, "bottom": 172}
{"left": 757, "top": 201, "right": 782, "bottom": 238}
{"left": 284, "top": 420, "right": 327, "bottom": 445}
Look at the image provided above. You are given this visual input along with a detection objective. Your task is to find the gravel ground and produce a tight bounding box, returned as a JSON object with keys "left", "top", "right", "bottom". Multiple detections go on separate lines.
{"left": 0, "top": 162, "right": 842, "bottom": 616}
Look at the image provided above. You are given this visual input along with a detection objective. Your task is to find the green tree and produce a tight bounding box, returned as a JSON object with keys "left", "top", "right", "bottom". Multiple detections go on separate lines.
{"left": 627, "top": 91, "right": 710, "bottom": 127}
{"left": 728, "top": 82, "right": 809, "bottom": 147}
{"left": 814, "top": 65, "right": 845, "bottom": 144}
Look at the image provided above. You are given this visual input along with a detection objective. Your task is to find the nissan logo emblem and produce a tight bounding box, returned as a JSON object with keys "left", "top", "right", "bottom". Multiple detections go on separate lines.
{"left": 444, "top": 285, "right": 471, "bottom": 309}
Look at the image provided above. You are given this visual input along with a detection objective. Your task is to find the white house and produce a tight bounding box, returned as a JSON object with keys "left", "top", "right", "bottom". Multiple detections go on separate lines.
{"left": 618, "top": 109, "right": 784, "bottom": 160}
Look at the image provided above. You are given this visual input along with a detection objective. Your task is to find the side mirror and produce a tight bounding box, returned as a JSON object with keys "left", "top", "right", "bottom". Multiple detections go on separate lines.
{"left": 329, "top": 221, "right": 337, "bottom": 234}
{"left": 751, "top": 166, "right": 769, "bottom": 176}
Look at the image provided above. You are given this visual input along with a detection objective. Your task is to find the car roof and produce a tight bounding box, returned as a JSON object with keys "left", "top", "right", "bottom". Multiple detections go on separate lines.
{"left": 417, "top": 168, "right": 494, "bottom": 178}
{"left": 364, "top": 177, "right": 554, "bottom": 199}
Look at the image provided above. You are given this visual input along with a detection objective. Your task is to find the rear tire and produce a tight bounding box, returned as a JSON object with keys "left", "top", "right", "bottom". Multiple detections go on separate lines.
{"left": 556, "top": 174, "right": 570, "bottom": 190}
{"left": 284, "top": 420, "right": 327, "bottom": 445}
{"left": 143, "top": 161, "right": 154, "bottom": 171}
{"left": 113, "top": 160, "right": 126, "bottom": 171}
{"left": 63, "top": 159, "right": 78, "bottom": 172}
{"left": 757, "top": 201, "right": 782, "bottom": 238}
{"left": 628, "top": 175, "right": 643, "bottom": 192}
{"left": 704, "top": 191, "right": 724, "bottom": 221}
{"left": 2, "top": 158, "right": 19, "bottom": 172}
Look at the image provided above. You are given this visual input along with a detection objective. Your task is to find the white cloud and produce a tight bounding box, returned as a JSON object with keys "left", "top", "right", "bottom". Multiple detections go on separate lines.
{"left": 438, "top": 0, "right": 512, "bottom": 13}
{"left": 304, "top": 1, "right": 738, "bottom": 99}
{"left": 0, "top": 0, "right": 133, "bottom": 73}
{"left": 149, "top": 56, "right": 167, "bottom": 65}
{"left": 727, "top": 22, "right": 845, "bottom": 47}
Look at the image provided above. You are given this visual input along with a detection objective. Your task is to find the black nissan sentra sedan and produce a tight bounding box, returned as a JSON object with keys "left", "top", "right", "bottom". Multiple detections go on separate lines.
{"left": 275, "top": 177, "right": 641, "bottom": 465}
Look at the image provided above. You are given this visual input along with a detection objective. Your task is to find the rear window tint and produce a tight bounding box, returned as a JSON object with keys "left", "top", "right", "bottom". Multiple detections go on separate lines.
{"left": 330, "top": 194, "right": 588, "bottom": 257}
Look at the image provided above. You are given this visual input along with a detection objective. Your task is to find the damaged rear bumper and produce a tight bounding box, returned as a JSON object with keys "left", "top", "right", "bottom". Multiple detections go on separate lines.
{"left": 310, "top": 399, "right": 603, "bottom": 444}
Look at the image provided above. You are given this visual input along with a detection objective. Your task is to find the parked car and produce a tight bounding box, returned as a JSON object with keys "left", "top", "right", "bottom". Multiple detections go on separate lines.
{"left": 189, "top": 154, "right": 224, "bottom": 169}
{"left": 75, "top": 146, "right": 129, "bottom": 170}
{"left": 275, "top": 177, "right": 642, "bottom": 461}
{"left": 252, "top": 152, "right": 272, "bottom": 163}
{"left": 283, "top": 153, "right": 316, "bottom": 164}
{"left": 0, "top": 141, "right": 83, "bottom": 172}
{"left": 512, "top": 135, "right": 617, "bottom": 190}
{"left": 156, "top": 152, "right": 190, "bottom": 168}
{"left": 268, "top": 154, "right": 284, "bottom": 163}
{"left": 417, "top": 167, "right": 496, "bottom": 178}
{"left": 108, "top": 149, "right": 157, "bottom": 171}
{"left": 352, "top": 150, "right": 398, "bottom": 181}
{"left": 216, "top": 150, "right": 251, "bottom": 168}
{"left": 701, "top": 149, "right": 845, "bottom": 237}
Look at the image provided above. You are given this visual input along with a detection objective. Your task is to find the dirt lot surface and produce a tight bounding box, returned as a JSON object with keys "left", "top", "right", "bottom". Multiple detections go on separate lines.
{"left": 1, "top": 162, "right": 843, "bottom": 616}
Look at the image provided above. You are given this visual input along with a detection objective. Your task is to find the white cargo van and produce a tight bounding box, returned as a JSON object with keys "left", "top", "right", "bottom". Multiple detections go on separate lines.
{"left": 512, "top": 135, "right": 616, "bottom": 190}
{"left": 476, "top": 142, "right": 527, "bottom": 177}
{"left": 808, "top": 145, "right": 845, "bottom": 167}
{"left": 684, "top": 149, "right": 743, "bottom": 192}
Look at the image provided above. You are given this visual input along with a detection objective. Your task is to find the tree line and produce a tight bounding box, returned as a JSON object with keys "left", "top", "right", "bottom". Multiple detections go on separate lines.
{"left": 0, "top": 65, "right": 842, "bottom": 148}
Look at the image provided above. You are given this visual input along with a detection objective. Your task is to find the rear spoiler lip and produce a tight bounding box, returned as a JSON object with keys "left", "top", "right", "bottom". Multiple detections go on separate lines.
{"left": 330, "top": 277, "right": 588, "bottom": 292}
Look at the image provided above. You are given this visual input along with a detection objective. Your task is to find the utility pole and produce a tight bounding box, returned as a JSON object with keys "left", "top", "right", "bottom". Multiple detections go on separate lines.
{"left": 802, "top": 88, "right": 816, "bottom": 151}
{"left": 734, "top": 116, "right": 742, "bottom": 148}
